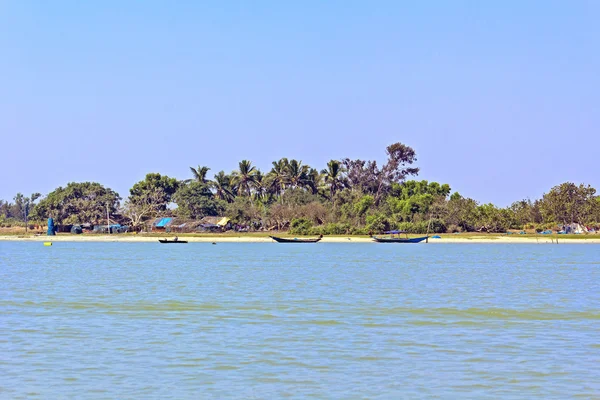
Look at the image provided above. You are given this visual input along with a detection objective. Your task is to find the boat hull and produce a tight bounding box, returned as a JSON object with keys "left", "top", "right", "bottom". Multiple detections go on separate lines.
{"left": 372, "top": 236, "right": 428, "bottom": 243}
{"left": 270, "top": 236, "right": 322, "bottom": 243}
{"left": 158, "top": 240, "right": 188, "bottom": 244}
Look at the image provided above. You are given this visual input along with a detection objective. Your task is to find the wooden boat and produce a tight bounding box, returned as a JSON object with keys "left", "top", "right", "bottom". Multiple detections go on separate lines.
{"left": 270, "top": 235, "right": 323, "bottom": 243}
{"left": 158, "top": 239, "right": 188, "bottom": 244}
{"left": 372, "top": 230, "right": 428, "bottom": 244}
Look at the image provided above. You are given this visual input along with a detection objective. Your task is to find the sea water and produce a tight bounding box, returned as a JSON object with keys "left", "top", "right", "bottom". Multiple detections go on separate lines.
{"left": 1, "top": 242, "right": 599, "bottom": 398}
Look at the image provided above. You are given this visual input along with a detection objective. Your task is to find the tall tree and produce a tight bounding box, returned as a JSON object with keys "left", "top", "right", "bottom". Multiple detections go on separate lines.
{"left": 173, "top": 181, "right": 225, "bottom": 219}
{"left": 510, "top": 199, "right": 538, "bottom": 227}
{"left": 252, "top": 170, "right": 270, "bottom": 202}
{"left": 11, "top": 192, "right": 41, "bottom": 223}
{"left": 342, "top": 158, "right": 380, "bottom": 194}
{"left": 445, "top": 192, "right": 479, "bottom": 232}
{"left": 305, "top": 168, "right": 323, "bottom": 195}
{"left": 540, "top": 182, "right": 598, "bottom": 224}
{"left": 211, "top": 171, "right": 235, "bottom": 203}
{"left": 268, "top": 158, "right": 289, "bottom": 197}
{"left": 287, "top": 159, "right": 309, "bottom": 189}
{"left": 128, "top": 173, "right": 179, "bottom": 214}
{"left": 374, "top": 142, "right": 419, "bottom": 204}
{"left": 187, "top": 165, "right": 211, "bottom": 184}
{"left": 231, "top": 160, "right": 258, "bottom": 197}
{"left": 121, "top": 187, "right": 167, "bottom": 229}
{"left": 321, "top": 160, "right": 347, "bottom": 199}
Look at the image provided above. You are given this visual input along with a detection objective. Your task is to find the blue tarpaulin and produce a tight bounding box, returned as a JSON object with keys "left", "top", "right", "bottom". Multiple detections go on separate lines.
{"left": 384, "top": 230, "right": 406, "bottom": 234}
{"left": 155, "top": 218, "right": 173, "bottom": 227}
{"left": 47, "top": 218, "right": 56, "bottom": 236}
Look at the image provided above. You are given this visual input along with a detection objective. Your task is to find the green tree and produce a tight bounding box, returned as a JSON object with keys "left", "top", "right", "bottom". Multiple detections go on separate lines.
{"left": 305, "top": 168, "right": 323, "bottom": 195}
{"left": 31, "top": 182, "right": 120, "bottom": 225}
{"left": 231, "top": 160, "right": 258, "bottom": 197}
{"left": 445, "top": 193, "right": 478, "bottom": 231}
{"left": 287, "top": 159, "right": 309, "bottom": 189}
{"left": 129, "top": 173, "right": 180, "bottom": 214}
{"left": 211, "top": 171, "right": 235, "bottom": 203}
{"left": 353, "top": 195, "right": 375, "bottom": 225}
{"left": 187, "top": 165, "right": 211, "bottom": 184}
{"left": 268, "top": 158, "right": 289, "bottom": 197}
{"left": 540, "top": 182, "right": 598, "bottom": 224}
{"left": 322, "top": 160, "right": 347, "bottom": 199}
{"left": 173, "top": 181, "right": 225, "bottom": 219}
{"left": 225, "top": 196, "right": 261, "bottom": 225}
{"left": 252, "top": 170, "right": 271, "bottom": 202}
{"left": 12, "top": 192, "right": 41, "bottom": 223}
{"left": 387, "top": 180, "right": 451, "bottom": 222}
{"left": 475, "top": 203, "right": 511, "bottom": 232}
{"left": 374, "top": 142, "right": 419, "bottom": 204}
{"left": 510, "top": 199, "right": 539, "bottom": 228}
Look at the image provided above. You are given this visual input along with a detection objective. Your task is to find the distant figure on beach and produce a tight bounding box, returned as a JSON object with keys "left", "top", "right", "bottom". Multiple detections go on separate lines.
{"left": 174, "top": 236, "right": 178, "bottom": 242}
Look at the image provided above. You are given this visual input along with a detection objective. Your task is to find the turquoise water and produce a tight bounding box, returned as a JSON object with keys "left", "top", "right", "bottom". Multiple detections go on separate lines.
{"left": 1, "top": 242, "right": 599, "bottom": 399}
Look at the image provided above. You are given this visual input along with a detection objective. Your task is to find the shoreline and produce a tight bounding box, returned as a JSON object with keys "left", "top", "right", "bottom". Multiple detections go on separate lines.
{"left": 1, "top": 234, "right": 599, "bottom": 244}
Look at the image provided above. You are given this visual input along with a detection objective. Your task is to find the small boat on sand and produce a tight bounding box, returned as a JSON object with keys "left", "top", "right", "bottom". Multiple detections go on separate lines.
{"left": 372, "top": 230, "right": 428, "bottom": 243}
{"left": 158, "top": 239, "right": 188, "bottom": 244}
{"left": 270, "top": 235, "right": 323, "bottom": 243}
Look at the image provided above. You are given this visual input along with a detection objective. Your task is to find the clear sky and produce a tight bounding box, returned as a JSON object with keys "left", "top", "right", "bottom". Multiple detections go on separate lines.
{"left": 1, "top": 1, "right": 598, "bottom": 206}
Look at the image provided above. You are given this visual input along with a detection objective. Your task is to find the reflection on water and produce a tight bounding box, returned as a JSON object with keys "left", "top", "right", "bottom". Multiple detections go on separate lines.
{"left": 1, "top": 242, "right": 599, "bottom": 398}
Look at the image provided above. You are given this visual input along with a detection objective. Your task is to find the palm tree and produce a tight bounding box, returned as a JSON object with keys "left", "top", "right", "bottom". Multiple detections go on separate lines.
{"left": 321, "top": 160, "right": 347, "bottom": 198}
{"left": 188, "top": 165, "right": 211, "bottom": 184}
{"left": 211, "top": 171, "right": 235, "bottom": 202}
{"left": 287, "top": 159, "right": 309, "bottom": 189}
{"left": 268, "top": 158, "right": 289, "bottom": 197}
{"left": 232, "top": 160, "right": 258, "bottom": 197}
{"left": 252, "top": 170, "right": 270, "bottom": 202}
{"left": 305, "top": 168, "right": 324, "bottom": 195}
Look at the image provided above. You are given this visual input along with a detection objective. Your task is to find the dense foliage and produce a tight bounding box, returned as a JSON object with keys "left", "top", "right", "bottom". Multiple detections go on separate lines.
{"left": 28, "top": 182, "right": 120, "bottom": 225}
{"left": 3, "top": 142, "right": 599, "bottom": 233}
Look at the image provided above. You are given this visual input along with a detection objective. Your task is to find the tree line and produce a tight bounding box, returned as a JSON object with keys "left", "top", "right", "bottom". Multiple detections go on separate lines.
{"left": 2, "top": 142, "right": 599, "bottom": 234}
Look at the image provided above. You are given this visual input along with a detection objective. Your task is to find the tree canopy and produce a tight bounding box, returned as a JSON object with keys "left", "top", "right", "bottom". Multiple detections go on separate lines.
{"left": 4, "top": 142, "right": 598, "bottom": 234}
{"left": 29, "top": 182, "right": 120, "bottom": 225}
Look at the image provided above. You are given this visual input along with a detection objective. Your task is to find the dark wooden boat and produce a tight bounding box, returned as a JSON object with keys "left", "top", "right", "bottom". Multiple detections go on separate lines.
{"left": 158, "top": 239, "right": 188, "bottom": 244}
{"left": 372, "top": 230, "right": 428, "bottom": 244}
{"left": 270, "top": 235, "right": 322, "bottom": 243}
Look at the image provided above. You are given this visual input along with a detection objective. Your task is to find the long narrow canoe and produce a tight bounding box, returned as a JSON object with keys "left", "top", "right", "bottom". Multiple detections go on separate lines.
{"left": 372, "top": 236, "right": 428, "bottom": 243}
{"left": 270, "top": 236, "right": 322, "bottom": 243}
{"left": 158, "top": 239, "right": 188, "bottom": 244}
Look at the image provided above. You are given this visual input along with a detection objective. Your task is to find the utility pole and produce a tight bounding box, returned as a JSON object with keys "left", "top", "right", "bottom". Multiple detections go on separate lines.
{"left": 107, "top": 203, "right": 111, "bottom": 234}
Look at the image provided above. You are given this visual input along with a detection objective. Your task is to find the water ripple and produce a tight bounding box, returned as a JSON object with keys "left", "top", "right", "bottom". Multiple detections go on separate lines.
{"left": 1, "top": 242, "right": 599, "bottom": 399}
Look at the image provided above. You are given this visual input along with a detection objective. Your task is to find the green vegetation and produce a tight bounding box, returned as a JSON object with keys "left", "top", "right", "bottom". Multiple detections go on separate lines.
{"left": 2, "top": 142, "right": 599, "bottom": 234}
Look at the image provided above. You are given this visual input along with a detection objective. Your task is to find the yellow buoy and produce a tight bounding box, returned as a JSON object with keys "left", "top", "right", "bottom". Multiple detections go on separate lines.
{"left": 44, "top": 242, "right": 52, "bottom": 246}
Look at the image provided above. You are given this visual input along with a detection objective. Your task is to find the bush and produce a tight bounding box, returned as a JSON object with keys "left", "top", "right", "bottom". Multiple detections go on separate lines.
{"left": 534, "top": 222, "right": 557, "bottom": 232}
{"left": 429, "top": 218, "right": 447, "bottom": 234}
{"left": 447, "top": 224, "right": 462, "bottom": 233}
{"left": 397, "top": 221, "right": 428, "bottom": 234}
{"left": 319, "top": 223, "right": 351, "bottom": 235}
{"left": 350, "top": 226, "right": 369, "bottom": 235}
{"left": 289, "top": 218, "right": 313, "bottom": 235}
{"left": 309, "top": 226, "right": 324, "bottom": 235}
{"left": 365, "top": 214, "right": 391, "bottom": 233}
{"left": 0, "top": 217, "right": 24, "bottom": 228}
{"left": 393, "top": 219, "right": 445, "bottom": 234}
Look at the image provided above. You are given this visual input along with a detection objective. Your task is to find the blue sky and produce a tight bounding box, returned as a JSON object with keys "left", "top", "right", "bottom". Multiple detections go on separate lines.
{"left": 1, "top": 1, "right": 598, "bottom": 206}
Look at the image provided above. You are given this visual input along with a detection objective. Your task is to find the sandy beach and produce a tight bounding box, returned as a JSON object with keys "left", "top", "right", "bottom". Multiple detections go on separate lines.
{"left": 2, "top": 234, "right": 599, "bottom": 244}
